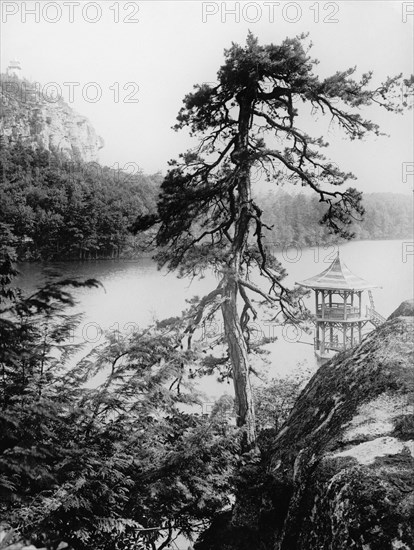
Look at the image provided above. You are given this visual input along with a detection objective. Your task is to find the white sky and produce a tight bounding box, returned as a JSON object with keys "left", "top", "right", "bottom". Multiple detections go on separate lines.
{"left": 1, "top": 0, "right": 413, "bottom": 193}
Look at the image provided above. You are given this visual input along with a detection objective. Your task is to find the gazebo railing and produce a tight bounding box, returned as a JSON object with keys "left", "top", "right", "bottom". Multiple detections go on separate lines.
{"left": 316, "top": 303, "right": 361, "bottom": 320}
{"left": 366, "top": 306, "right": 386, "bottom": 327}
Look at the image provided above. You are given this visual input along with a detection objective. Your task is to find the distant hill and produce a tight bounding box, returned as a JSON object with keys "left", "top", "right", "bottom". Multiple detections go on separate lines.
{"left": 257, "top": 190, "right": 413, "bottom": 247}
{"left": 1, "top": 141, "right": 411, "bottom": 261}
{"left": 0, "top": 72, "right": 161, "bottom": 261}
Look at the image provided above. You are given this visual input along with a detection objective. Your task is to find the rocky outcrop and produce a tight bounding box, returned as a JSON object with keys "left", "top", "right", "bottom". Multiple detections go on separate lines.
{"left": 389, "top": 299, "right": 414, "bottom": 320}
{"left": 0, "top": 75, "right": 104, "bottom": 162}
{"left": 196, "top": 304, "right": 414, "bottom": 550}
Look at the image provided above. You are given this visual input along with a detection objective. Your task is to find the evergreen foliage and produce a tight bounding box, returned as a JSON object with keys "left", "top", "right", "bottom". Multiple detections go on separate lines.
{"left": 0, "top": 143, "right": 410, "bottom": 264}
{"left": 258, "top": 190, "right": 413, "bottom": 247}
{"left": 0, "top": 142, "right": 160, "bottom": 260}
{"left": 0, "top": 235, "right": 239, "bottom": 549}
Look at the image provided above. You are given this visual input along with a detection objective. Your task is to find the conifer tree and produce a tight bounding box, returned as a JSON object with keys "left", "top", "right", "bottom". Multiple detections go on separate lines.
{"left": 135, "top": 33, "right": 411, "bottom": 449}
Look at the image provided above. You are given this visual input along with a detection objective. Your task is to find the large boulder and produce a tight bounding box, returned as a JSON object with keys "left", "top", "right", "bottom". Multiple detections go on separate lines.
{"left": 388, "top": 299, "right": 414, "bottom": 320}
{"left": 196, "top": 309, "right": 414, "bottom": 550}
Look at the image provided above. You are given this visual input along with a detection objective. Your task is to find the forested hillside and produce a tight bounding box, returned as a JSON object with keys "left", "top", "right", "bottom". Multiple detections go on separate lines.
{"left": 0, "top": 142, "right": 411, "bottom": 262}
{"left": 0, "top": 141, "right": 161, "bottom": 260}
{"left": 258, "top": 190, "right": 413, "bottom": 247}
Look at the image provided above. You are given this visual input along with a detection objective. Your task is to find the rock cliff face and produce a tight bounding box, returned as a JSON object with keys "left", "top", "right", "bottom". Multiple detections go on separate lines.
{"left": 0, "top": 75, "right": 104, "bottom": 162}
{"left": 196, "top": 303, "right": 414, "bottom": 550}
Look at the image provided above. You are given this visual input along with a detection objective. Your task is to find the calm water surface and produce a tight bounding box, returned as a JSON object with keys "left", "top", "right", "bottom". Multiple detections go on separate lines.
{"left": 16, "top": 240, "right": 413, "bottom": 396}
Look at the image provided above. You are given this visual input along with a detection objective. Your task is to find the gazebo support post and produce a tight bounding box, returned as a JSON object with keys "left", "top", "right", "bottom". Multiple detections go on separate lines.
{"left": 321, "top": 323, "right": 325, "bottom": 355}
{"left": 315, "top": 323, "right": 320, "bottom": 351}
{"left": 321, "top": 290, "right": 325, "bottom": 319}
{"left": 344, "top": 291, "right": 348, "bottom": 321}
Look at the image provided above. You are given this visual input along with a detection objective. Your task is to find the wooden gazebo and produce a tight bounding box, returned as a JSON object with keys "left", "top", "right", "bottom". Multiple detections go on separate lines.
{"left": 297, "top": 252, "right": 385, "bottom": 359}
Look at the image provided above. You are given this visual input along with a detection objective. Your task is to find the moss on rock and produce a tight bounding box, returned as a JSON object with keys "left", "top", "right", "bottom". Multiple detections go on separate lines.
{"left": 196, "top": 306, "right": 414, "bottom": 550}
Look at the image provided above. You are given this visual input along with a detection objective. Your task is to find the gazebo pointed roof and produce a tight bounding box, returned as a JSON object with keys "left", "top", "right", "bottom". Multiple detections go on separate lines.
{"left": 296, "top": 252, "right": 379, "bottom": 291}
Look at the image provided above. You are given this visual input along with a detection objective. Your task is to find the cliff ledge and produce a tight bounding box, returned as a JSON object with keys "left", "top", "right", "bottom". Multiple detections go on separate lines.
{"left": 1, "top": 75, "right": 104, "bottom": 163}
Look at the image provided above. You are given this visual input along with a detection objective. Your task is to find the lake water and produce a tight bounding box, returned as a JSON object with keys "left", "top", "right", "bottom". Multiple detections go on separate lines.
{"left": 16, "top": 239, "right": 413, "bottom": 398}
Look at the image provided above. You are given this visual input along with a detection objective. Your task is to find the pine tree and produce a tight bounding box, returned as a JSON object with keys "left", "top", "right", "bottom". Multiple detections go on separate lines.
{"left": 136, "top": 33, "right": 410, "bottom": 449}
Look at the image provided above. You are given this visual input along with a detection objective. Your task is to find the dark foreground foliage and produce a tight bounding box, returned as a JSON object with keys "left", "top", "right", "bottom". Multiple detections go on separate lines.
{"left": 0, "top": 232, "right": 239, "bottom": 550}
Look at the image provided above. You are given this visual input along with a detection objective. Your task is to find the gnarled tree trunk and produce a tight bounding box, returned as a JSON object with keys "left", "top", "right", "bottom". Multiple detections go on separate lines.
{"left": 221, "top": 276, "right": 256, "bottom": 450}
{"left": 221, "top": 88, "right": 257, "bottom": 449}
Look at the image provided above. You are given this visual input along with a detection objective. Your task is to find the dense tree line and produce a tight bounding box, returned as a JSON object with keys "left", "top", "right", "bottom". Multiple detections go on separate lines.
{"left": 0, "top": 141, "right": 410, "bottom": 263}
{"left": 0, "top": 141, "right": 160, "bottom": 260}
{"left": 258, "top": 189, "right": 413, "bottom": 248}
